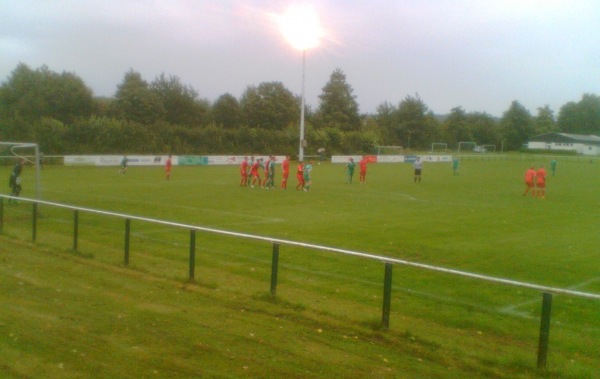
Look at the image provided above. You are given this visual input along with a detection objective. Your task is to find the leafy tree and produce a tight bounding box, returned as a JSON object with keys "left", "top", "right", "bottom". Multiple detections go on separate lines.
{"left": 240, "top": 82, "right": 298, "bottom": 130}
{"left": 0, "top": 63, "right": 94, "bottom": 123}
{"left": 375, "top": 101, "right": 398, "bottom": 144}
{"left": 557, "top": 94, "right": 600, "bottom": 135}
{"left": 315, "top": 68, "right": 360, "bottom": 131}
{"left": 113, "top": 69, "right": 164, "bottom": 124}
{"left": 534, "top": 105, "right": 557, "bottom": 135}
{"left": 469, "top": 112, "right": 499, "bottom": 147}
{"left": 442, "top": 107, "right": 472, "bottom": 148}
{"left": 500, "top": 101, "right": 534, "bottom": 150}
{"left": 395, "top": 94, "right": 437, "bottom": 149}
{"left": 151, "top": 73, "right": 206, "bottom": 126}
{"left": 211, "top": 93, "right": 243, "bottom": 129}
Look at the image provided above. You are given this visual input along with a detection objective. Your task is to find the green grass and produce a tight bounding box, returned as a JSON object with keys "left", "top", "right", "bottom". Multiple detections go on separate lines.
{"left": 1, "top": 155, "right": 599, "bottom": 378}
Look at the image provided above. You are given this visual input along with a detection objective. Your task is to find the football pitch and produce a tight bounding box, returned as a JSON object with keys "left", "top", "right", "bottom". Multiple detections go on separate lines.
{"left": 1, "top": 156, "right": 599, "bottom": 378}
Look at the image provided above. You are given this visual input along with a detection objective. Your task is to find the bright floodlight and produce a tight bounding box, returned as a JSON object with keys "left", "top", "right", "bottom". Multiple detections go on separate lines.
{"left": 279, "top": 5, "right": 322, "bottom": 50}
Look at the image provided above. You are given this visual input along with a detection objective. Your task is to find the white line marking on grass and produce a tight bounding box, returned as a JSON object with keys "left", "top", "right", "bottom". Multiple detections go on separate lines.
{"left": 44, "top": 190, "right": 284, "bottom": 225}
{"left": 499, "top": 276, "right": 600, "bottom": 318}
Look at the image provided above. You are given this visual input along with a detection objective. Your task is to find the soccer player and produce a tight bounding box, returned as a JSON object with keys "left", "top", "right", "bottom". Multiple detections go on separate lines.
{"left": 119, "top": 155, "right": 128, "bottom": 174}
{"left": 359, "top": 157, "right": 368, "bottom": 183}
{"left": 303, "top": 160, "right": 313, "bottom": 191}
{"left": 295, "top": 161, "right": 305, "bottom": 190}
{"left": 413, "top": 157, "right": 423, "bottom": 183}
{"left": 263, "top": 156, "right": 270, "bottom": 188}
{"left": 165, "top": 155, "right": 172, "bottom": 180}
{"left": 250, "top": 158, "right": 262, "bottom": 188}
{"left": 550, "top": 158, "right": 557, "bottom": 176}
{"left": 452, "top": 156, "right": 459, "bottom": 176}
{"left": 346, "top": 158, "right": 356, "bottom": 184}
{"left": 523, "top": 166, "right": 536, "bottom": 196}
{"left": 8, "top": 159, "right": 25, "bottom": 203}
{"left": 240, "top": 156, "right": 249, "bottom": 186}
{"left": 267, "top": 156, "right": 276, "bottom": 189}
{"left": 281, "top": 155, "right": 290, "bottom": 189}
{"left": 535, "top": 165, "right": 547, "bottom": 198}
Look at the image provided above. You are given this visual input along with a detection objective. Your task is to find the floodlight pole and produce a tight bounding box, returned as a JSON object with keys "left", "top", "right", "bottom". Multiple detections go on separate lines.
{"left": 299, "top": 49, "right": 306, "bottom": 162}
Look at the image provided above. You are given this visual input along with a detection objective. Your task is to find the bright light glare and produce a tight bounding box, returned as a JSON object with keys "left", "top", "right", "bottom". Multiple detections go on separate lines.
{"left": 278, "top": 5, "right": 322, "bottom": 50}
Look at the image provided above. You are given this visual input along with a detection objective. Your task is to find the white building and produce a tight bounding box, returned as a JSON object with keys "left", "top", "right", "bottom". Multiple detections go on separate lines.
{"left": 527, "top": 133, "right": 600, "bottom": 156}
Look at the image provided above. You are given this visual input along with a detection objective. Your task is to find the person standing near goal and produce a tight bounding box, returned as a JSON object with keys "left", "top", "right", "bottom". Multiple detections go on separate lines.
{"left": 413, "top": 157, "right": 423, "bottom": 183}
{"left": 8, "top": 159, "right": 25, "bottom": 203}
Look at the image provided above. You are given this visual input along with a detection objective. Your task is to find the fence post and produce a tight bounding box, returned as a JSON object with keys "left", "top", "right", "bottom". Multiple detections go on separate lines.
{"left": 73, "top": 210, "right": 79, "bottom": 251}
{"left": 537, "top": 292, "right": 553, "bottom": 370}
{"left": 32, "top": 202, "right": 38, "bottom": 242}
{"left": 189, "top": 230, "right": 196, "bottom": 281}
{"left": 270, "top": 243, "right": 280, "bottom": 298}
{"left": 382, "top": 263, "right": 393, "bottom": 329}
{"left": 124, "top": 218, "right": 130, "bottom": 266}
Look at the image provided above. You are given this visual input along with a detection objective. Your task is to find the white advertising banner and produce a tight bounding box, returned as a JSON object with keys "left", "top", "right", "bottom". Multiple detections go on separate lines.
{"left": 65, "top": 155, "right": 175, "bottom": 166}
{"left": 63, "top": 155, "right": 290, "bottom": 166}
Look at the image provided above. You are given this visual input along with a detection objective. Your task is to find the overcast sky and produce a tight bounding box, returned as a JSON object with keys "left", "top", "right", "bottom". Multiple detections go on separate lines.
{"left": 2, "top": 0, "right": 600, "bottom": 117}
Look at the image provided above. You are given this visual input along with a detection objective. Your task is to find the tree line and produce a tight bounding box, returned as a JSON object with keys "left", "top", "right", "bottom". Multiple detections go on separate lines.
{"left": 1, "top": 62, "right": 600, "bottom": 156}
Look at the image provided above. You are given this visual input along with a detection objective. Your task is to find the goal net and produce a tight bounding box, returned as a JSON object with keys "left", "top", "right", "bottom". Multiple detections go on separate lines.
{"left": 376, "top": 145, "right": 404, "bottom": 155}
{"left": 430, "top": 143, "right": 447, "bottom": 153}
{"left": 482, "top": 144, "right": 496, "bottom": 153}
{"left": 457, "top": 141, "right": 476, "bottom": 153}
{"left": 0, "top": 141, "right": 41, "bottom": 200}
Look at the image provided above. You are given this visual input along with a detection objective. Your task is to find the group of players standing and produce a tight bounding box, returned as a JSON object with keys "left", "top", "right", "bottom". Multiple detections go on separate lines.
{"left": 523, "top": 159, "right": 557, "bottom": 199}
{"left": 239, "top": 156, "right": 314, "bottom": 191}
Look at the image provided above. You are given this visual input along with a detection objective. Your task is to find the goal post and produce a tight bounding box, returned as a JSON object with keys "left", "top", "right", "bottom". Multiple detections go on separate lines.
{"left": 457, "top": 141, "right": 476, "bottom": 153}
{"left": 482, "top": 144, "right": 496, "bottom": 153}
{"left": 430, "top": 143, "right": 447, "bottom": 153}
{"left": 376, "top": 145, "right": 404, "bottom": 155}
{"left": 0, "top": 141, "right": 41, "bottom": 200}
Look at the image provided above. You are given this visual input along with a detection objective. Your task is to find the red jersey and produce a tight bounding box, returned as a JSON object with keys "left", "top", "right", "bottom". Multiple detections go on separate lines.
{"left": 165, "top": 158, "right": 172, "bottom": 171}
{"left": 524, "top": 168, "right": 536, "bottom": 183}
{"left": 359, "top": 159, "right": 367, "bottom": 173}
{"left": 282, "top": 159, "right": 290, "bottom": 174}
{"left": 296, "top": 163, "right": 304, "bottom": 177}
{"left": 251, "top": 161, "right": 260, "bottom": 175}
{"left": 240, "top": 159, "right": 248, "bottom": 174}
{"left": 536, "top": 168, "right": 546, "bottom": 184}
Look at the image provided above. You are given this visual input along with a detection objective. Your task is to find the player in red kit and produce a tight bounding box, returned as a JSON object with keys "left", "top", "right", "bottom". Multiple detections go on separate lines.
{"left": 523, "top": 166, "right": 536, "bottom": 196}
{"left": 250, "top": 158, "right": 262, "bottom": 188}
{"left": 165, "top": 155, "right": 172, "bottom": 180}
{"left": 295, "top": 161, "right": 305, "bottom": 190}
{"left": 240, "top": 156, "right": 249, "bottom": 186}
{"left": 281, "top": 155, "right": 290, "bottom": 189}
{"left": 359, "top": 157, "right": 367, "bottom": 183}
{"left": 535, "top": 165, "right": 547, "bottom": 198}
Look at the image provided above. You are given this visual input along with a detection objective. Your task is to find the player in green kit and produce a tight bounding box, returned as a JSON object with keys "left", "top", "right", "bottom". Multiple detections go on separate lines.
{"left": 303, "top": 160, "right": 313, "bottom": 191}
{"left": 346, "top": 157, "right": 356, "bottom": 183}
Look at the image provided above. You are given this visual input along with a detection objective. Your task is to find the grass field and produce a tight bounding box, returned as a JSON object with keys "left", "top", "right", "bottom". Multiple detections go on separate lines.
{"left": 1, "top": 155, "right": 599, "bottom": 378}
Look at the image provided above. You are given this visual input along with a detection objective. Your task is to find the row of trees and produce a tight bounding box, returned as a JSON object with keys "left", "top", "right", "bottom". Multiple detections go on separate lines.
{"left": 1, "top": 62, "right": 600, "bottom": 155}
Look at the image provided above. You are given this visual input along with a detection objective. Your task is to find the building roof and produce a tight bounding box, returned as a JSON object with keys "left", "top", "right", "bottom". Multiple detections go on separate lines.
{"left": 529, "top": 132, "right": 600, "bottom": 145}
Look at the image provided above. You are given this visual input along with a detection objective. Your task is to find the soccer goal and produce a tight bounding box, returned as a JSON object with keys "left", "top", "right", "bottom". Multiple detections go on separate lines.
{"left": 482, "top": 144, "right": 496, "bottom": 153}
{"left": 376, "top": 145, "right": 404, "bottom": 155}
{"left": 1, "top": 141, "right": 41, "bottom": 200}
{"left": 430, "top": 143, "right": 448, "bottom": 153}
{"left": 457, "top": 141, "right": 476, "bottom": 153}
